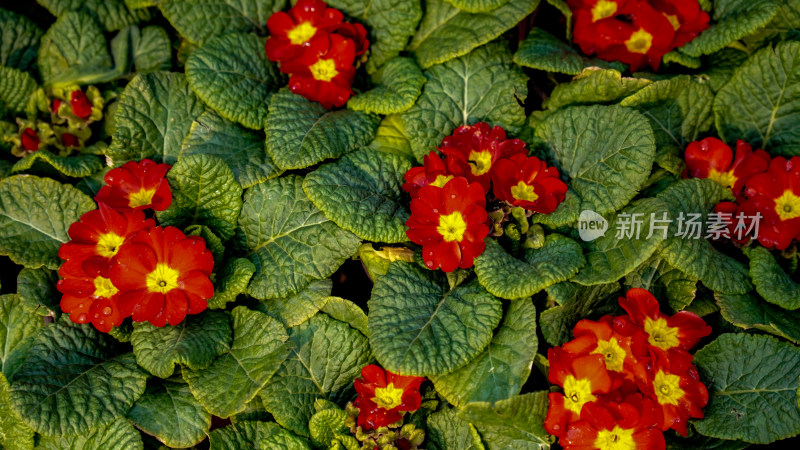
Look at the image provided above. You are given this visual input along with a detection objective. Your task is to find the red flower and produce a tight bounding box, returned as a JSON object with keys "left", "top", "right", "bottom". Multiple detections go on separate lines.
{"left": 641, "top": 349, "right": 708, "bottom": 436}
{"left": 545, "top": 348, "right": 614, "bottom": 437}
{"left": 402, "top": 151, "right": 467, "bottom": 198}
{"left": 651, "top": 0, "right": 710, "bottom": 48}
{"left": 70, "top": 89, "right": 93, "bottom": 120}
{"left": 492, "top": 154, "right": 568, "bottom": 214}
{"left": 59, "top": 202, "right": 155, "bottom": 267}
{"left": 335, "top": 22, "right": 369, "bottom": 57}
{"left": 353, "top": 364, "right": 426, "bottom": 430}
{"left": 405, "top": 177, "right": 489, "bottom": 272}
{"left": 684, "top": 138, "right": 770, "bottom": 201}
{"left": 95, "top": 159, "right": 172, "bottom": 212}
{"left": 51, "top": 98, "right": 62, "bottom": 113}
{"left": 741, "top": 156, "right": 800, "bottom": 250}
{"left": 283, "top": 33, "right": 356, "bottom": 109}
{"left": 21, "top": 128, "right": 39, "bottom": 152}
{"left": 110, "top": 226, "right": 214, "bottom": 327}
{"left": 265, "top": 0, "right": 344, "bottom": 63}
{"left": 570, "top": 0, "right": 637, "bottom": 55}
{"left": 57, "top": 259, "right": 125, "bottom": 333}
{"left": 618, "top": 288, "right": 711, "bottom": 353}
{"left": 594, "top": 3, "right": 676, "bottom": 71}
{"left": 562, "top": 317, "right": 636, "bottom": 377}
{"left": 61, "top": 132, "right": 80, "bottom": 148}
{"left": 561, "top": 395, "right": 665, "bottom": 450}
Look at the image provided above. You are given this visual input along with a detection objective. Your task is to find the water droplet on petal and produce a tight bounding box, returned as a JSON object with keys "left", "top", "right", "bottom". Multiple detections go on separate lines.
{"left": 93, "top": 313, "right": 100, "bottom": 319}
{"left": 102, "top": 306, "right": 112, "bottom": 316}
{"left": 76, "top": 313, "right": 88, "bottom": 322}
{"left": 451, "top": 194, "right": 456, "bottom": 199}
{"left": 426, "top": 261, "right": 434, "bottom": 267}
{"left": 432, "top": 208, "right": 438, "bottom": 213}
{"left": 78, "top": 303, "right": 84, "bottom": 309}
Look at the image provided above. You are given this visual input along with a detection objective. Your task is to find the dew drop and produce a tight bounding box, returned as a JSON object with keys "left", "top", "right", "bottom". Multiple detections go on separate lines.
{"left": 102, "top": 306, "right": 113, "bottom": 316}
{"left": 432, "top": 208, "right": 438, "bottom": 213}
{"left": 451, "top": 194, "right": 456, "bottom": 199}
{"left": 98, "top": 320, "right": 105, "bottom": 326}
{"left": 76, "top": 313, "right": 88, "bottom": 322}
{"left": 426, "top": 261, "right": 434, "bottom": 267}
{"left": 78, "top": 303, "right": 84, "bottom": 309}
{"left": 93, "top": 313, "right": 100, "bottom": 319}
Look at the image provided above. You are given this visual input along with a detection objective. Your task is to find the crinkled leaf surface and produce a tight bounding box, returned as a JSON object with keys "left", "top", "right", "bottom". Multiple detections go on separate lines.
{"left": 748, "top": 246, "right": 800, "bottom": 310}
{"left": 240, "top": 175, "right": 361, "bottom": 300}
{"left": 444, "top": 0, "right": 510, "bottom": 12}
{"left": 0, "top": 295, "right": 42, "bottom": 380}
{"left": 369, "top": 114, "right": 415, "bottom": 159}
{"left": 12, "top": 150, "right": 103, "bottom": 178}
{"left": 427, "top": 408, "right": 484, "bottom": 450}
{"left": 369, "top": 262, "right": 502, "bottom": 376}
{"left": 16, "top": 268, "right": 60, "bottom": 316}
{"left": 0, "top": 66, "right": 37, "bottom": 115}
{"left": 541, "top": 281, "right": 621, "bottom": 346}
{"left": 209, "top": 421, "right": 309, "bottom": 450}
{"left": 514, "top": 28, "right": 624, "bottom": 75}
{"left": 159, "top": 0, "right": 283, "bottom": 45}
{"left": 208, "top": 258, "right": 256, "bottom": 309}
{"left": 127, "top": 379, "right": 210, "bottom": 448}
{"left": 132, "top": 25, "right": 171, "bottom": 72}
{"left": 716, "top": 293, "right": 800, "bottom": 344}
{"left": 0, "top": 372, "right": 34, "bottom": 450}
{"left": 259, "top": 279, "right": 331, "bottom": 328}
{"left": 36, "top": 418, "right": 143, "bottom": 450}
{"left": 458, "top": 393, "right": 553, "bottom": 449}
{"left": 680, "top": 0, "right": 779, "bottom": 57}
{"left": 625, "top": 256, "right": 697, "bottom": 312}
{"left": 37, "top": 11, "right": 112, "bottom": 86}
{"left": 303, "top": 147, "right": 411, "bottom": 243}
{"left": 545, "top": 68, "right": 650, "bottom": 110}
{"left": 348, "top": 57, "right": 426, "bottom": 115}
{"left": 38, "top": 0, "right": 150, "bottom": 31}
{"left": 0, "top": 8, "right": 42, "bottom": 71}
{"left": 319, "top": 297, "right": 370, "bottom": 337}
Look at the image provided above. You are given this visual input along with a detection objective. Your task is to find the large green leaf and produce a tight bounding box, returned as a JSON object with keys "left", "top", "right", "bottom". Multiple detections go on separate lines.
{"left": 131, "top": 310, "right": 232, "bottom": 378}
{"left": 408, "top": 0, "right": 538, "bottom": 69}
{"left": 156, "top": 154, "right": 243, "bottom": 241}
{"left": 431, "top": 298, "right": 537, "bottom": 407}
{"left": 38, "top": 0, "right": 149, "bottom": 31}
{"left": 369, "top": 114, "right": 415, "bottom": 159}
{"left": 545, "top": 68, "right": 650, "bottom": 110}
{"left": 693, "top": 333, "right": 800, "bottom": 444}
{"left": 458, "top": 393, "right": 553, "bottom": 449}
{"left": 0, "top": 175, "right": 95, "bottom": 270}
{"left": 208, "top": 258, "right": 256, "bottom": 309}
{"left": 369, "top": 262, "right": 502, "bottom": 376}
{"left": 16, "top": 268, "right": 60, "bottom": 316}
{"left": 186, "top": 33, "right": 283, "bottom": 130}
{"left": 259, "top": 279, "right": 331, "bottom": 328}
{"left": 0, "top": 8, "right": 42, "bottom": 71}
{"left": 320, "top": 296, "right": 370, "bottom": 336}
{"left": 0, "top": 295, "right": 43, "bottom": 379}
{"left": 37, "top": 12, "right": 112, "bottom": 86}
{"left": 427, "top": 408, "right": 484, "bottom": 450}
{"left": 9, "top": 319, "right": 148, "bottom": 436}
{"left": 260, "top": 313, "right": 371, "bottom": 437}
{"left": 714, "top": 41, "right": 800, "bottom": 156}
{"left": 36, "top": 418, "right": 143, "bottom": 450}
{"left": 181, "top": 110, "right": 282, "bottom": 188}
{"left": 398, "top": 42, "right": 528, "bottom": 162}
{"left": 0, "top": 372, "right": 34, "bottom": 450}
{"left": 535, "top": 105, "right": 655, "bottom": 226}
{"left": 541, "top": 281, "right": 621, "bottom": 346}
{"left": 240, "top": 175, "right": 361, "bottom": 300}
{"left": 108, "top": 71, "right": 207, "bottom": 164}
{"left": 679, "top": 0, "right": 779, "bottom": 57}
{"left": 132, "top": 25, "right": 171, "bottom": 73}
{"left": 348, "top": 57, "right": 426, "bottom": 115}
{"left": 513, "top": 28, "right": 624, "bottom": 75}
{"left": 12, "top": 150, "right": 103, "bottom": 178}
{"left": 444, "top": 0, "right": 509, "bottom": 12}
{"left": 159, "top": 0, "right": 284, "bottom": 45}
{"left": 266, "top": 89, "right": 379, "bottom": 170}
{"left": 127, "top": 379, "right": 210, "bottom": 448}
{"left": 303, "top": 148, "right": 411, "bottom": 243}
{"left": 0, "top": 66, "right": 37, "bottom": 115}
{"left": 475, "top": 235, "right": 584, "bottom": 299}
{"left": 625, "top": 256, "right": 698, "bottom": 312}
{"left": 747, "top": 246, "right": 800, "bottom": 310}
{"left": 716, "top": 293, "right": 800, "bottom": 344}
{"left": 210, "top": 421, "right": 310, "bottom": 450}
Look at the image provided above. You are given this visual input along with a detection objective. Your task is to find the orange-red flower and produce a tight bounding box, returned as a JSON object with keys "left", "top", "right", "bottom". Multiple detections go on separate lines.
{"left": 95, "top": 159, "right": 172, "bottom": 212}
{"left": 570, "top": 0, "right": 636, "bottom": 55}
{"left": 283, "top": 33, "right": 357, "bottom": 109}
{"left": 335, "top": 21, "right": 369, "bottom": 57}
{"left": 61, "top": 132, "right": 79, "bottom": 148}
{"left": 651, "top": 0, "right": 710, "bottom": 48}
{"left": 492, "top": 153, "right": 568, "bottom": 214}
{"left": 109, "top": 226, "right": 214, "bottom": 327}
{"left": 684, "top": 138, "right": 770, "bottom": 201}
{"left": 740, "top": 156, "right": 800, "bottom": 250}
{"left": 561, "top": 394, "right": 665, "bottom": 450}
{"left": 562, "top": 317, "right": 637, "bottom": 379}
{"left": 402, "top": 151, "right": 467, "bottom": 198}
{"left": 57, "top": 259, "right": 126, "bottom": 333}
{"left": 439, "top": 122, "right": 527, "bottom": 192}
{"left": 405, "top": 177, "right": 489, "bottom": 272}
{"left": 265, "top": 0, "right": 344, "bottom": 63}
{"left": 70, "top": 89, "right": 92, "bottom": 120}
{"left": 353, "top": 364, "right": 426, "bottom": 430}
{"left": 594, "top": 2, "right": 676, "bottom": 71}
{"left": 641, "top": 349, "right": 708, "bottom": 436}
{"left": 20, "top": 128, "right": 39, "bottom": 152}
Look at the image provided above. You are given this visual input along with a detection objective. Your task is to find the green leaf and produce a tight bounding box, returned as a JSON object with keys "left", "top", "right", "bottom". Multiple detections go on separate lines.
{"left": 260, "top": 313, "right": 371, "bottom": 437}
{"left": 38, "top": 0, "right": 150, "bottom": 31}
{"left": 368, "top": 114, "right": 415, "bottom": 159}
{"left": 309, "top": 408, "right": 348, "bottom": 448}
{"left": 319, "top": 296, "right": 370, "bottom": 337}
{"left": 398, "top": 41, "right": 528, "bottom": 162}
{"left": 0, "top": 372, "right": 34, "bottom": 450}
{"left": 185, "top": 224, "right": 225, "bottom": 264}
{"left": 716, "top": 292, "right": 800, "bottom": 344}
{"left": 656, "top": 178, "right": 751, "bottom": 294}
{"left": 713, "top": 41, "right": 800, "bottom": 156}
{"left": 444, "top": 0, "right": 509, "bottom": 12}
{"left": 0, "top": 8, "right": 42, "bottom": 71}
{"left": 625, "top": 256, "right": 697, "bottom": 312}
{"left": 132, "top": 25, "right": 171, "bottom": 72}
{"left": 541, "top": 281, "right": 621, "bottom": 346}
{"left": 534, "top": 105, "right": 655, "bottom": 226}
{"left": 747, "top": 247, "right": 800, "bottom": 310}
{"left": 705, "top": 48, "right": 750, "bottom": 93}
{"left": 431, "top": 298, "right": 537, "bottom": 407}
{"left": 693, "top": 333, "right": 800, "bottom": 444}
{"left": 12, "top": 150, "right": 103, "bottom": 178}
{"left": 16, "top": 268, "right": 60, "bottom": 316}
{"left": 513, "top": 28, "right": 624, "bottom": 75}
{"left": 408, "top": 0, "right": 538, "bottom": 69}
{"left": 108, "top": 71, "right": 207, "bottom": 165}
{"left": 210, "top": 421, "right": 309, "bottom": 450}
{"left": 348, "top": 57, "right": 426, "bottom": 115}
{"left": 36, "top": 418, "right": 143, "bottom": 450}
{"left": 159, "top": 0, "right": 284, "bottom": 45}
{"left": 679, "top": 0, "right": 779, "bottom": 57}
{"left": 156, "top": 154, "right": 243, "bottom": 241}
{"left": 0, "top": 66, "right": 37, "bottom": 114}
{"left": 9, "top": 319, "right": 148, "bottom": 436}
{"left": 0, "top": 175, "right": 95, "bottom": 270}
{"left": 303, "top": 148, "right": 411, "bottom": 243}
{"left": 324, "top": 0, "right": 421, "bottom": 73}
{"left": 37, "top": 12, "right": 112, "bottom": 86}
{"left": 544, "top": 68, "right": 651, "bottom": 110}
{"left": 186, "top": 33, "right": 282, "bottom": 130}
{"left": 265, "top": 89, "right": 380, "bottom": 171}
{"left": 0, "top": 295, "right": 42, "bottom": 380}
{"left": 427, "top": 408, "right": 485, "bottom": 450}
{"left": 181, "top": 110, "right": 282, "bottom": 188}
{"left": 475, "top": 235, "right": 585, "bottom": 299}
{"left": 240, "top": 175, "right": 361, "bottom": 300}
{"left": 369, "top": 262, "right": 502, "bottom": 376}
{"left": 183, "top": 306, "right": 290, "bottom": 418}
{"left": 457, "top": 393, "right": 553, "bottom": 449}
{"left": 260, "top": 279, "right": 331, "bottom": 328}
{"left": 131, "top": 310, "right": 232, "bottom": 378}
{"left": 208, "top": 258, "right": 256, "bottom": 309}
{"left": 663, "top": 49, "right": 702, "bottom": 69}
{"left": 127, "top": 379, "right": 210, "bottom": 448}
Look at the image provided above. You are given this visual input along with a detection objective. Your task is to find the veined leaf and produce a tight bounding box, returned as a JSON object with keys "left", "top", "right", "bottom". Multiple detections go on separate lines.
{"left": 132, "top": 25, "right": 171, "bottom": 72}
{"left": 747, "top": 246, "right": 800, "bottom": 310}
{"left": 0, "top": 372, "right": 34, "bottom": 450}
{"left": 36, "top": 418, "right": 143, "bottom": 450}
{"left": 0, "top": 295, "right": 43, "bottom": 380}
{"left": 679, "top": 0, "right": 779, "bottom": 57}
{"left": 625, "top": 256, "right": 697, "bottom": 312}
{"left": 457, "top": 393, "right": 553, "bottom": 449}
{"left": 159, "top": 0, "right": 284, "bottom": 45}
{"left": 210, "top": 421, "right": 310, "bottom": 450}
{"left": 127, "top": 379, "right": 211, "bottom": 448}
{"left": 38, "top": 0, "right": 150, "bottom": 31}
{"left": 37, "top": 12, "right": 112, "bottom": 86}
{"left": 544, "top": 68, "right": 651, "bottom": 110}
{"left": 716, "top": 292, "right": 800, "bottom": 344}
{"left": 427, "top": 408, "right": 485, "bottom": 450}
{"left": 514, "top": 28, "right": 625, "bottom": 75}
{"left": 259, "top": 279, "right": 331, "bottom": 328}
{"left": 12, "top": 150, "right": 103, "bottom": 178}
{"left": 541, "top": 281, "right": 621, "bottom": 346}
{"left": 0, "top": 8, "right": 42, "bottom": 71}
{"left": 16, "top": 268, "right": 60, "bottom": 316}
{"left": 0, "top": 66, "right": 37, "bottom": 115}
{"left": 348, "top": 57, "right": 426, "bottom": 115}
{"left": 208, "top": 258, "right": 256, "bottom": 309}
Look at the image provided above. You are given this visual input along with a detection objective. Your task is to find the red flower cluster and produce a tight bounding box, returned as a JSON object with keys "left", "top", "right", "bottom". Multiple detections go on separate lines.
{"left": 684, "top": 137, "right": 800, "bottom": 250}
{"left": 353, "top": 365, "right": 426, "bottom": 430}
{"left": 546, "top": 289, "right": 711, "bottom": 448}
{"left": 57, "top": 159, "right": 214, "bottom": 332}
{"left": 569, "top": 0, "right": 709, "bottom": 71}
{"left": 265, "top": 0, "right": 368, "bottom": 109}
{"left": 404, "top": 123, "right": 567, "bottom": 272}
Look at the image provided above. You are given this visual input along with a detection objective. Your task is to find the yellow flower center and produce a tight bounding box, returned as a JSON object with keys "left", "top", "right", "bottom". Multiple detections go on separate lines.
{"left": 96, "top": 232, "right": 126, "bottom": 258}
{"left": 287, "top": 21, "right": 317, "bottom": 45}
{"left": 563, "top": 375, "right": 597, "bottom": 415}
{"left": 625, "top": 29, "right": 654, "bottom": 54}
{"left": 592, "top": 0, "right": 618, "bottom": 22}
{"left": 644, "top": 317, "right": 680, "bottom": 350}
{"left": 371, "top": 382, "right": 405, "bottom": 410}
{"left": 145, "top": 263, "right": 180, "bottom": 294}
{"left": 708, "top": 169, "right": 737, "bottom": 190}
{"left": 429, "top": 174, "right": 453, "bottom": 188}
{"left": 510, "top": 181, "right": 539, "bottom": 202}
{"left": 592, "top": 338, "right": 626, "bottom": 372}
{"left": 129, "top": 187, "right": 156, "bottom": 208}
{"left": 93, "top": 276, "right": 119, "bottom": 298}
{"left": 653, "top": 370, "right": 685, "bottom": 405}
{"left": 437, "top": 211, "right": 467, "bottom": 242}
{"left": 467, "top": 150, "right": 493, "bottom": 176}
{"left": 310, "top": 58, "right": 338, "bottom": 82}
{"left": 664, "top": 13, "right": 681, "bottom": 30}
{"left": 775, "top": 190, "right": 800, "bottom": 221}
{"left": 594, "top": 426, "right": 636, "bottom": 450}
